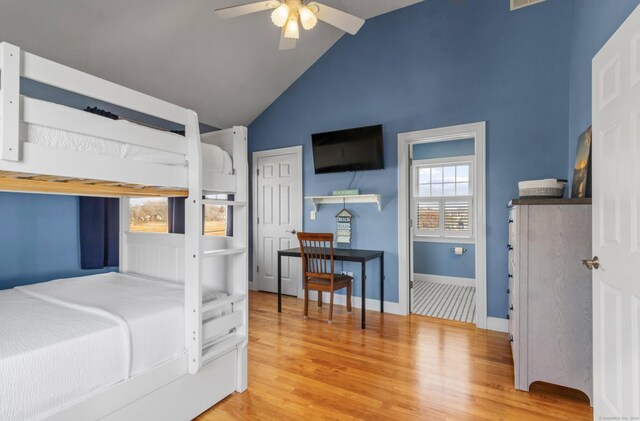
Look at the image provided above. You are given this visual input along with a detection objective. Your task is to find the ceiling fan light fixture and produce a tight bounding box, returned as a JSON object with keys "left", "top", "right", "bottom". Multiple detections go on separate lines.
{"left": 299, "top": 5, "right": 317, "bottom": 30}
{"left": 271, "top": 2, "right": 290, "bottom": 28}
{"left": 284, "top": 12, "right": 300, "bottom": 39}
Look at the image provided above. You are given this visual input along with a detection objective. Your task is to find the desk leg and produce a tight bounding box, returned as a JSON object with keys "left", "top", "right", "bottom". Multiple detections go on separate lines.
{"left": 380, "top": 252, "right": 384, "bottom": 313}
{"left": 277, "top": 252, "right": 282, "bottom": 313}
{"left": 361, "top": 263, "right": 366, "bottom": 329}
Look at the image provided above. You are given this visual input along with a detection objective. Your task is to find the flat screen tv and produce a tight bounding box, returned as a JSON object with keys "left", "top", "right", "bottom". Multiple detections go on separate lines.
{"left": 311, "top": 124, "right": 384, "bottom": 174}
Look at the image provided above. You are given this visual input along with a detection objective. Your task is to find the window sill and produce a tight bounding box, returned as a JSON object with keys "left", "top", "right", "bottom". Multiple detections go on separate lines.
{"left": 413, "top": 236, "right": 475, "bottom": 244}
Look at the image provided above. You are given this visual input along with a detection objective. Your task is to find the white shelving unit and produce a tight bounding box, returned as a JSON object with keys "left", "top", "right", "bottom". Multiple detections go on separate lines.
{"left": 305, "top": 194, "right": 382, "bottom": 212}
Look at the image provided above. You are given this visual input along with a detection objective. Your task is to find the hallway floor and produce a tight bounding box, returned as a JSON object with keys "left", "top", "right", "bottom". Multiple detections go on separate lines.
{"left": 411, "top": 279, "right": 476, "bottom": 323}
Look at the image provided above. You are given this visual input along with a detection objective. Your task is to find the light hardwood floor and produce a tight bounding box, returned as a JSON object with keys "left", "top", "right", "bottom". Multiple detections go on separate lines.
{"left": 197, "top": 291, "right": 592, "bottom": 421}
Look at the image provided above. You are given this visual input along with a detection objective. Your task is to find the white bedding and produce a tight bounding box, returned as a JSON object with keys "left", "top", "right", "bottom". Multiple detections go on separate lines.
{"left": 0, "top": 272, "right": 229, "bottom": 421}
{"left": 20, "top": 121, "right": 233, "bottom": 175}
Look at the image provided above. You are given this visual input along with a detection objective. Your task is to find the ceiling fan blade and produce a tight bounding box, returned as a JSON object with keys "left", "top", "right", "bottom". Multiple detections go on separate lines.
{"left": 279, "top": 27, "right": 296, "bottom": 50}
{"left": 215, "top": 1, "right": 279, "bottom": 19}
{"left": 308, "top": 2, "right": 364, "bottom": 35}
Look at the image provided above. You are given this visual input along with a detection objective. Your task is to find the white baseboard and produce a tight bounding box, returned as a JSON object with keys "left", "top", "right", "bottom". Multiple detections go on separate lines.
{"left": 307, "top": 290, "right": 404, "bottom": 315}
{"left": 486, "top": 317, "right": 508, "bottom": 333}
{"left": 248, "top": 281, "right": 258, "bottom": 291}
{"left": 413, "top": 273, "right": 476, "bottom": 288}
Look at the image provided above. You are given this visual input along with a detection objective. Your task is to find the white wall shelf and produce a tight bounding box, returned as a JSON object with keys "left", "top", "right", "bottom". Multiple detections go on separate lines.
{"left": 305, "top": 194, "right": 382, "bottom": 212}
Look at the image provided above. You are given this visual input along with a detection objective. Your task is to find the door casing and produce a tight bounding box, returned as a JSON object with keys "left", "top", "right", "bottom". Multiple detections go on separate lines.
{"left": 397, "top": 122, "right": 487, "bottom": 329}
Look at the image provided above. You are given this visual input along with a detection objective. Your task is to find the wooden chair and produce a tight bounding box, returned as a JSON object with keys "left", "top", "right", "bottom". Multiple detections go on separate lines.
{"left": 297, "top": 232, "right": 352, "bottom": 323}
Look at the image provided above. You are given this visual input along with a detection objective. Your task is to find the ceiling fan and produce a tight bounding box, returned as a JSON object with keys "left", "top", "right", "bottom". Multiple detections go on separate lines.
{"left": 214, "top": 0, "right": 365, "bottom": 50}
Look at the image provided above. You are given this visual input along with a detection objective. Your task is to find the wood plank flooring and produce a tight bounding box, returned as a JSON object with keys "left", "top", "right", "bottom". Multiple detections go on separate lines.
{"left": 197, "top": 291, "right": 592, "bottom": 421}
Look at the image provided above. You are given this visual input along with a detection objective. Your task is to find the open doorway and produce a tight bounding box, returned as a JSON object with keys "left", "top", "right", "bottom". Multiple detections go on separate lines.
{"left": 397, "top": 122, "right": 486, "bottom": 328}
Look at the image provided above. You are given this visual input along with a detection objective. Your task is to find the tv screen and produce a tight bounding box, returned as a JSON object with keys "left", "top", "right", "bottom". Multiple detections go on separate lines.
{"left": 311, "top": 124, "right": 384, "bottom": 174}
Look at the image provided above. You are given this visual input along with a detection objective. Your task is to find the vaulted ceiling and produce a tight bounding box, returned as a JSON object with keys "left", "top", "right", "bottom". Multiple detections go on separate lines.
{"left": 0, "top": 0, "right": 423, "bottom": 128}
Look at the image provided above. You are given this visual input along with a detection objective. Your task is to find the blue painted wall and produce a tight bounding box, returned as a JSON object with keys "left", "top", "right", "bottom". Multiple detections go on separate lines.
{"left": 0, "top": 193, "right": 115, "bottom": 289}
{"left": 413, "top": 243, "right": 475, "bottom": 279}
{"left": 249, "top": 0, "right": 572, "bottom": 315}
{"left": 567, "top": 0, "right": 640, "bottom": 184}
{"left": 413, "top": 138, "right": 474, "bottom": 160}
{"left": 412, "top": 138, "right": 475, "bottom": 279}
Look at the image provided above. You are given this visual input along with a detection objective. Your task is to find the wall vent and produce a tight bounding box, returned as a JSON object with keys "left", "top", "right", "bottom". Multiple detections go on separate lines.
{"left": 510, "top": 0, "right": 546, "bottom": 11}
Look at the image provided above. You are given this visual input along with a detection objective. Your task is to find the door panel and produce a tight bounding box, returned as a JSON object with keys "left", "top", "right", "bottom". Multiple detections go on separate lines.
{"left": 256, "top": 151, "right": 301, "bottom": 296}
{"left": 592, "top": 5, "right": 640, "bottom": 417}
{"left": 600, "top": 282, "right": 622, "bottom": 414}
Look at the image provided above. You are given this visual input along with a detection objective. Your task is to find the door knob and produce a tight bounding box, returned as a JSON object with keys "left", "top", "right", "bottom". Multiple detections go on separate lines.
{"left": 287, "top": 229, "right": 297, "bottom": 235}
{"left": 582, "top": 256, "right": 600, "bottom": 270}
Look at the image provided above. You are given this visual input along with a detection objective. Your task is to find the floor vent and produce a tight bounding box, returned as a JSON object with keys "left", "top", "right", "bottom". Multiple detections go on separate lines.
{"left": 510, "top": 0, "right": 546, "bottom": 11}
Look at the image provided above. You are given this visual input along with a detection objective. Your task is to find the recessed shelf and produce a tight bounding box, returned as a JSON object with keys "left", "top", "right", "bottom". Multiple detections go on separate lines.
{"left": 305, "top": 194, "right": 381, "bottom": 212}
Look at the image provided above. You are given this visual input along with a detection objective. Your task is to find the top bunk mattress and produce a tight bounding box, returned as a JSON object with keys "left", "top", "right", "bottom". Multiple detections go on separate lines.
{"left": 0, "top": 272, "right": 229, "bottom": 420}
{"left": 20, "top": 121, "right": 233, "bottom": 175}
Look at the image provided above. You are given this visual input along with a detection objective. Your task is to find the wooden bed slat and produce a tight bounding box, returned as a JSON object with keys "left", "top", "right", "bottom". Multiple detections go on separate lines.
{"left": 0, "top": 171, "right": 187, "bottom": 197}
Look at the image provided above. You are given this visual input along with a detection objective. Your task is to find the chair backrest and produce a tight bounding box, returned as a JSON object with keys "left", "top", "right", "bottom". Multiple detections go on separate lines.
{"left": 297, "top": 232, "right": 334, "bottom": 280}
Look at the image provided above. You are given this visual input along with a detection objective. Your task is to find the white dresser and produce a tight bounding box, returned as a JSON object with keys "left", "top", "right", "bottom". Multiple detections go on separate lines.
{"left": 507, "top": 199, "right": 592, "bottom": 403}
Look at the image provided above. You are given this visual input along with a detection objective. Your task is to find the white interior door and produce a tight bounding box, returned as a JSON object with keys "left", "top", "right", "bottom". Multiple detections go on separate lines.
{"left": 592, "top": 5, "right": 640, "bottom": 418}
{"left": 255, "top": 148, "right": 302, "bottom": 296}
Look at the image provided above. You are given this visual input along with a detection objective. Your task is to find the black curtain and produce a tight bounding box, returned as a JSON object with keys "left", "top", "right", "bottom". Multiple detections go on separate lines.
{"left": 226, "top": 194, "right": 234, "bottom": 237}
{"left": 79, "top": 197, "right": 119, "bottom": 269}
{"left": 168, "top": 197, "right": 186, "bottom": 234}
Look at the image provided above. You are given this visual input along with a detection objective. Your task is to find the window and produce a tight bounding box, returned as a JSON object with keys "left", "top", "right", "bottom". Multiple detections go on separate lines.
{"left": 204, "top": 194, "right": 230, "bottom": 237}
{"left": 130, "top": 197, "right": 169, "bottom": 233}
{"left": 129, "top": 196, "right": 231, "bottom": 236}
{"left": 413, "top": 158, "right": 473, "bottom": 239}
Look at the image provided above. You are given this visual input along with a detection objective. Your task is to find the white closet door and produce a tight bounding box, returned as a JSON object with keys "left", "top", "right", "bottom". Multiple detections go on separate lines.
{"left": 255, "top": 150, "right": 302, "bottom": 296}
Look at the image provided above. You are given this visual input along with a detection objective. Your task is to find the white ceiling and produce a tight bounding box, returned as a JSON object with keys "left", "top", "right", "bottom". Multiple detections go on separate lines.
{"left": 0, "top": 0, "right": 423, "bottom": 128}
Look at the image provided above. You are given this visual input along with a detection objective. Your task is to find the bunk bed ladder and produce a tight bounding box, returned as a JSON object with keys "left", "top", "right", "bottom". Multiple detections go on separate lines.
{"left": 186, "top": 125, "right": 249, "bottom": 382}
{"left": 185, "top": 111, "right": 204, "bottom": 375}
{"left": 229, "top": 126, "right": 248, "bottom": 392}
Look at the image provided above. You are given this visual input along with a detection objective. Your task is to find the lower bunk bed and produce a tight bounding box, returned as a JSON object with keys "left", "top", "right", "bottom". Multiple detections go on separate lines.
{"left": 0, "top": 272, "right": 246, "bottom": 421}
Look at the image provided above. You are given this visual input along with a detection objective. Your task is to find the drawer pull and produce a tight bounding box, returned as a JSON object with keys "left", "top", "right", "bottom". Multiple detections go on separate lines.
{"left": 508, "top": 274, "right": 513, "bottom": 279}
{"left": 509, "top": 304, "right": 514, "bottom": 311}
{"left": 508, "top": 219, "right": 514, "bottom": 223}
{"left": 507, "top": 244, "right": 513, "bottom": 251}
{"left": 507, "top": 288, "right": 510, "bottom": 294}
{"left": 509, "top": 334, "right": 514, "bottom": 342}
{"left": 506, "top": 314, "right": 510, "bottom": 320}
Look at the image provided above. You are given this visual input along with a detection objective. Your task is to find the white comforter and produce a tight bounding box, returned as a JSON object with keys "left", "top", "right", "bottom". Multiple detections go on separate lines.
{"left": 21, "top": 121, "right": 233, "bottom": 175}
{"left": 0, "top": 272, "right": 227, "bottom": 421}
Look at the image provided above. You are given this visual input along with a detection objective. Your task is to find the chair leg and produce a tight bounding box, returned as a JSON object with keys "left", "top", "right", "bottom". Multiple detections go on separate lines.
{"left": 303, "top": 285, "right": 309, "bottom": 320}
{"left": 328, "top": 290, "right": 334, "bottom": 324}
{"left": 318, "top": 291, "right": 323, "bottom": 307}
{"left": 347, "top": 282, "right": 352, "bottom": 312}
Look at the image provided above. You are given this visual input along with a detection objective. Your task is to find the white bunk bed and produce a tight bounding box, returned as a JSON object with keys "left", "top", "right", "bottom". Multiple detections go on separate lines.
{"left": 0, "top": 42, "right": 249, "bottom": 420}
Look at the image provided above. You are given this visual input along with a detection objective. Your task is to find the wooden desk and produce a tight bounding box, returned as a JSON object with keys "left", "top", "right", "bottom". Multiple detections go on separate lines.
{"left": 277, "top": 247, "right": 385, "bottom": 329}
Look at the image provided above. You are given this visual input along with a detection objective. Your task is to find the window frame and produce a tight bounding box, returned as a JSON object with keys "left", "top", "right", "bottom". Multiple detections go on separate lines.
{"left": 412, "top": 155, "right": 475, "bottom": 241}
